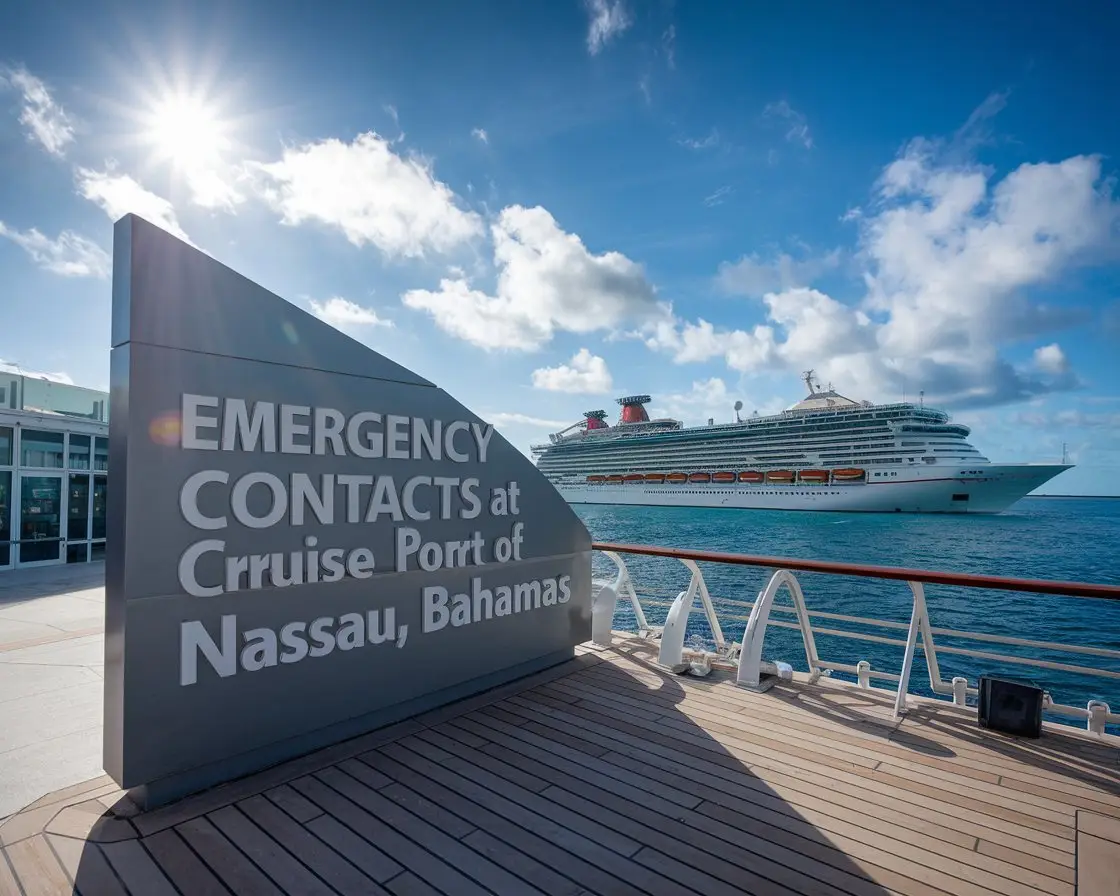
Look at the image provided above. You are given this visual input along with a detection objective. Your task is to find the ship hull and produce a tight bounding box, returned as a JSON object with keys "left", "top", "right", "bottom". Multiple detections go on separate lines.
{"left": 550, "top": 464, "right": 1071, "bottom": 514}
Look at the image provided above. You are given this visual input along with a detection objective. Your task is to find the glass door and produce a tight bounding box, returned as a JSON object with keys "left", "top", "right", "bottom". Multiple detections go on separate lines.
{"left": 17, "top": 473, "right": 65, "bottom": 566}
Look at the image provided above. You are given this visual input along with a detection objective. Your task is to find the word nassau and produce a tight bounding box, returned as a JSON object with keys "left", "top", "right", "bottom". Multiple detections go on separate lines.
{"left": 181, "top": 394, "right": 494, "bottom": 463}
{"left": 179, "top": 573, "right": 570, "bottom": 685}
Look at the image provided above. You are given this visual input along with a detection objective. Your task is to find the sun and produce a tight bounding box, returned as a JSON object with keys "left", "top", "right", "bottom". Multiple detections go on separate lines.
{"left": 145, "top": 91, "right": 229, "bottom": 167}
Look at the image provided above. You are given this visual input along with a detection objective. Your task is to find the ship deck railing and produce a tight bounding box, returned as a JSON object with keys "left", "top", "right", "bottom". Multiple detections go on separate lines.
{"left": 591, "top": 542, "right": 1120, "bottom": 735}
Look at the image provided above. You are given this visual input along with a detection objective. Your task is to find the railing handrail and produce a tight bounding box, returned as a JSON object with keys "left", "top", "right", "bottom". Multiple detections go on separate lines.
{"left": 591, "top": 541, "right": 1120, "bottom": 601}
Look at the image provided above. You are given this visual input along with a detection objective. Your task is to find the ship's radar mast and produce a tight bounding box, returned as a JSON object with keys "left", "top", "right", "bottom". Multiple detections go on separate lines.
{"left": 616, "top": 394, "right": 651, "bottom": 424}
{"left": 802, "top": 369, "right": 820, "bottom": 395}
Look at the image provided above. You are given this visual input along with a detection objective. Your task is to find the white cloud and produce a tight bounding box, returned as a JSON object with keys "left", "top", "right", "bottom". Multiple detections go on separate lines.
{"left": 653, "top": 101, "right": 1119, "bottom": 409}
{"left": 531, "top": 349, "right": 613, "bottom": 393}
{"left": 0, "top": 359, "right": 74, "bottom": 384}
{"left": 1033, "top": 343, "right": 1069, "bottom": 375}
{"left": 250, "top": 132, "right": 482, "bottom": 258}
{"left": 585, "top": 0, "right": 632, "bottom": 54}
{"left": 717, "top": 249, "right": 841, "bottom": 296}
{"left": 650, "top": 377, "right": 741, "bottom": 426}
{"left": 76, "top": 167, "right": 193, "bottom": 244}
{"left": 2, "top": 67, "right": 74, "bottom": 156}
{"left": 309, "top": 297, "right": 393, "bottom": 329}
{"left": 402, "top": 204, "right": 661, "bottom": 351}
{"left": 471, "top": 127, "right": 488, "bottom": 144}
{"left": 763, "top": 100, "right": 812, "bottom": 149}
{"left": 0, "top": 222, "right": 110, "bottom": 278}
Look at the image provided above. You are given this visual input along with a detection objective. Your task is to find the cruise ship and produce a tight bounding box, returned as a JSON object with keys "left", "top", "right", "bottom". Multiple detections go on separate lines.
{"left": 531, "top": 371, "right": 1072, "bottom": 513}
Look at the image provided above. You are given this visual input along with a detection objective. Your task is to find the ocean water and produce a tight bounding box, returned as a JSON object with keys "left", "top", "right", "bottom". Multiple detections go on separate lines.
{"left": 577, "top": 496, "right": 1120, "bottom": 733}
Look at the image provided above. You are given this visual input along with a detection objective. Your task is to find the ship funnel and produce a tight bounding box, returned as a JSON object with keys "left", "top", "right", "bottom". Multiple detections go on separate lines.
{"left": 616, "top": 394, "right": 651, "bottom": 424}
{"left": 584, "top": 409, "right": 608, "bottom": 431}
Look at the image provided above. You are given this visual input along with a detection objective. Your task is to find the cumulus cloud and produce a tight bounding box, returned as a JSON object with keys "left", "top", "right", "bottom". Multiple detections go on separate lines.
{"left": 531, "top": 348, "right": 613, "bottom": 393}
{"left": 309, "top": 297, "right": 392, "bottom": 330}
{"left": 649, "top": 101, "right": 1119, "bottom": 409}
{"left": 250, "top": 131, "right": 482, "bottom": 259}
{"left": 402, "top": 204, "right": 661, "bottom": 351}
{"left": 585, "top": 0, "right": 632, "bottom": 54}
{"left": 0, "top": 222, "right": 110, "bottom": 278}
{"left": 1033, "top": 343, "right": 1069, "bottom": 375}
{"left": 1, "top": 67, "right": 74, "bottom": 156}
{"left": 649, "top": 378, "right": 742, "bottom": 426}
{"left": 76, "top": 167, "right": 193, "bottom": 244}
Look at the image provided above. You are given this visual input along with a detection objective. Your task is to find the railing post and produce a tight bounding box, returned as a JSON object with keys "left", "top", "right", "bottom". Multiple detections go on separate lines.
{"left": 601, "top": 550, "right": 649, "bottom": 634}
{"left": 1088, "top": 700, "right": 1111, "bottom": 736}
{"left": 737, "top": 569, "right": 817, "bottom": 690}
{"left": 894, "top": 581, "right": 928, "bottom": 718}
{"left": 856, "top": 661, "right": 871, "bottom": 689}
{"left": 658, "top": 574, "right": 700, "bottom": 668}
{"left": 678, "top": 559, "right": 726, "bottom": 652}
{"left": 591, "top": 582, "right": 619, "bottom": 646}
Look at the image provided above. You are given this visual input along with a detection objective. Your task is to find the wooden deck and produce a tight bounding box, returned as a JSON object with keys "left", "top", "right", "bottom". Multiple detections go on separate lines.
{"left": 2, "top": 634, "right": 1119, "bottom": 896}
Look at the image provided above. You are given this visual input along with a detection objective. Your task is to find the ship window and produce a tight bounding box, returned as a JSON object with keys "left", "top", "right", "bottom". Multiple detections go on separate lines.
{"left": 952, "top": 493, "right": 969, "bottom": 502}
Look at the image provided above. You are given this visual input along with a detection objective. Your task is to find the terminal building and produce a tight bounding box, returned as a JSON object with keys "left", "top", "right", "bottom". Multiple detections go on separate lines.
{"left": 0, "top": 372, "right": 109, "bottom": 570}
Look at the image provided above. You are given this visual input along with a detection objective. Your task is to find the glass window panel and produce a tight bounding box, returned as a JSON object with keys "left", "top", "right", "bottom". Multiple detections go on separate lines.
{"left": 0, "top": 426, "right": 12, "bottom": 466}
{"left": 21, "top": 430, "right": 65, "bottom": 468}
{"left": 91, "top": 475, "right": 107, "bottom": 540}
{"left": 91, "top": 542, "right": 106, "bottom": 562}
{"left": 69, "top": 434, "right": 91, "bottom": 470}
{"left": 93, "top": 437, "right": 109, "bottom": 472}
{"left": 0, "top": 471, "right": 10, "bottom": 566}
{"left": 68, "top": 474, "right": 90, "bottom": 541}
{"left": 19, "top": 475, "right": 62, "bottom": 563}
{"left": 67, "top": 543, "right": 89, "bottom": 563}
{"left": 20, "top": 378, "right": 109, "bottom": 422}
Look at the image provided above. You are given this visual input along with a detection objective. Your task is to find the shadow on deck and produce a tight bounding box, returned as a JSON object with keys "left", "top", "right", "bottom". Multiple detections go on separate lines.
{"left": 2, "top": 634, "right": 1119, "bottom": 895}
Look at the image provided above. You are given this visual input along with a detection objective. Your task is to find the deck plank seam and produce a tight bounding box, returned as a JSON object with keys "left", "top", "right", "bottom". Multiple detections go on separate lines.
{"left": 150, "top": 827, "right": 234, "bottom": 896}
{"left": 0, "top": 846, "right": 25, "bottom": 896}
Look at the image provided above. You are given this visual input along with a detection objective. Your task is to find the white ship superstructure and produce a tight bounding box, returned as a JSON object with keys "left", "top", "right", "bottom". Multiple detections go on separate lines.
{"left": 530, "top": 371, "right": 1071, "bottom": 513}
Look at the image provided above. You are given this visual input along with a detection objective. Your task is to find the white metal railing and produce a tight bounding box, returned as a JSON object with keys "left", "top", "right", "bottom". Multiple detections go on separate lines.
{"left": 590, "top": 544, "right": 1120, "bottom": 736}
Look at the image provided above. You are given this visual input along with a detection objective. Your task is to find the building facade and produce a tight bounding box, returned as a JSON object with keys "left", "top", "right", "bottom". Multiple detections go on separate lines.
{"left": 0, "top": 373, "right": 109, "bottom": 570}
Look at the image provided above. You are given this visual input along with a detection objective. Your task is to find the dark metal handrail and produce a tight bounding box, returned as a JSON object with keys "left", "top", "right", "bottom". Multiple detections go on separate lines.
{"left": 591, "top": 541, "right": 1120, "bottom": 601}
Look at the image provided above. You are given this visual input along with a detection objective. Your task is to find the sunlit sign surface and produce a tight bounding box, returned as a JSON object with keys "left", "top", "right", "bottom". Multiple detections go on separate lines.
{"left": 104, "top": 215, "right": 592, "bottom": 807}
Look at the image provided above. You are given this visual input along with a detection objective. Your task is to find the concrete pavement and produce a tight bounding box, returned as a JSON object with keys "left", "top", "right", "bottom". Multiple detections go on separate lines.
{"left": 0, "top": 563, "right": 106, "bottom": 820}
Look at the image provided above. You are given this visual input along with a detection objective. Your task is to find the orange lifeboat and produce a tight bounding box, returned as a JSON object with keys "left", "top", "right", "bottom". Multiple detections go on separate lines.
{"left": 738, "top": 471, "right": 764, "bottom": 483}
{"left": 623, "top": 473, "right": 643, "bottom": 483}
{"left": 644, "top": 473, "right": 666, "bottom": 483}
{"left": 689, "top": 472, "right": 711, "bottom": 483}
{"left": 712, "top": 471, "right": 736, "bottom": 483}
{"left": 666, "top": 472, "right": 688, "bottom": 484}
{"left": 606, "top": 474, "right": 624, "bottom": 483}
{"left": 832, "top": 468, "right": 866, "bottom": 482}
{"left": 765, "top": 470, "right": 794, "bottom": 483}
{"left": 587, "top": 475, "right": 606, "bottom": 483}
{"left": 798, "top": 469, "right": 830, "bottom": 483}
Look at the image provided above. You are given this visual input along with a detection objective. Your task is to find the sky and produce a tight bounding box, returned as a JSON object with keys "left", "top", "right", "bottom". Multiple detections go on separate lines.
{"left": 1, "top": 0, "right": 1118, "bottom": 495}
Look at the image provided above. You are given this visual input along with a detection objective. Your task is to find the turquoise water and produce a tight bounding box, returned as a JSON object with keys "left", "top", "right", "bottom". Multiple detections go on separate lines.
{"left": 577, "top": 497, "right": 1120, "bottom": 732}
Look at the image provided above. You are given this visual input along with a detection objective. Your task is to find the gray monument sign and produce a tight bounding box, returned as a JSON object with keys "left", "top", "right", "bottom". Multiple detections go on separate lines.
{"left": 105, "top": 214, "right": 593, "bottom": 808}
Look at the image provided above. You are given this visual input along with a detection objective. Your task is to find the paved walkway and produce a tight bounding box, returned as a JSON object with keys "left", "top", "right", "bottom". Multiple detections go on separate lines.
{"left": 0, "top": 563, "right": 107, "bottom": 822}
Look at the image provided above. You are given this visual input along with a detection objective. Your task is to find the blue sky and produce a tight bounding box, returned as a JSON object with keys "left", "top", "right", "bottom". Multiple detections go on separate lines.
{"left": 1, "top": 0, "right": 1118, "bottom": 495}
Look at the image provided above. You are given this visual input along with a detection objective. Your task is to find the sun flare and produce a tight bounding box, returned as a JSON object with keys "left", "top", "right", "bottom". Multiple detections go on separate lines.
{"left": 146, "top": 92, "right": 229, "bottom": 166}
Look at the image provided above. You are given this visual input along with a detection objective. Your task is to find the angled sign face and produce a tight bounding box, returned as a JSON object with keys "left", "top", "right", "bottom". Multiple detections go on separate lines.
{"left": 105, "top": 214, "right": 593, "bottom": 807}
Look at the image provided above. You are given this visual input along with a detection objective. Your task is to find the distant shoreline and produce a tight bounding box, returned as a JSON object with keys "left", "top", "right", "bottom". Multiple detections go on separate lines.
{"left": 1028, "top": 494, "right": 1120, "bottom": 499}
